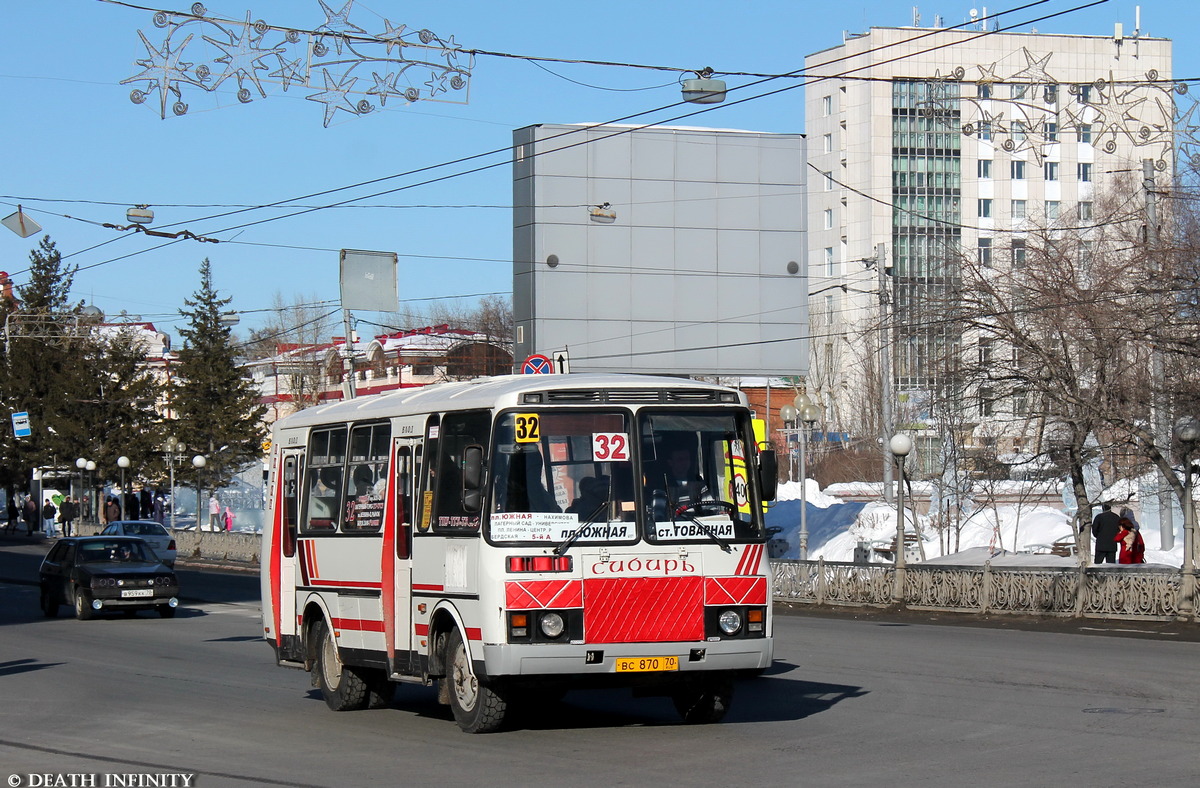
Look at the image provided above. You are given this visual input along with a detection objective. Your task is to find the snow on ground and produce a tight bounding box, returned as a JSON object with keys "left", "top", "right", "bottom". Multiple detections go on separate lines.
{"left": 774, "top": 479, "right": 1189, "bottom": 567}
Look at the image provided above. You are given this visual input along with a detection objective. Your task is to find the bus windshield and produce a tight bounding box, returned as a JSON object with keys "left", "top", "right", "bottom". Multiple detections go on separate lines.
{"left": 640, "top": 410, "right": 765, "bottom": 545}
{"left": 486, "top": 408, "right": 765, "bottom": 546}
{"left": 487, "top": 410, "right": 638, "bottom": 546}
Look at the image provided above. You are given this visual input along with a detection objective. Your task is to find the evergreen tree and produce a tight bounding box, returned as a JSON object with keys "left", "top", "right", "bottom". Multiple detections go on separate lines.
{"left": 170, "top": 259, "right": 265, "bottom": 491}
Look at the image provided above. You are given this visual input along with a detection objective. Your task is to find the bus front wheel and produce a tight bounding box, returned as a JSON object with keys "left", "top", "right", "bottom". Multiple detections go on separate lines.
{"left": 672, "top": 677, "right": 734, "bottom": 724}
{"left": 446, "top": 628, "right": 507, "bottom": 733}
{"left": 313, "top": 619, "right": 369, "bottom": 711}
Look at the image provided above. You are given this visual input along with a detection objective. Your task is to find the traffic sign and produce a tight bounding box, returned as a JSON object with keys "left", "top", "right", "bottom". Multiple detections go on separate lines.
{"left": 552, "top": 349, "right": 571, "bottom": 374}
{"left": 11, "top": 411, "right": 31, "bottom": 438}
{"left": 522, "top": 354, "right": 553, "bottom": 374}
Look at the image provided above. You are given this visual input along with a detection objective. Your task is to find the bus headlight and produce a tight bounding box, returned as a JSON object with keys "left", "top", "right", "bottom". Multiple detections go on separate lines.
{"left": 718, "top": 609, "right": 742, "bottom": 635}
{"left": 539, "top": 612, "right": 565, "bottom": 639}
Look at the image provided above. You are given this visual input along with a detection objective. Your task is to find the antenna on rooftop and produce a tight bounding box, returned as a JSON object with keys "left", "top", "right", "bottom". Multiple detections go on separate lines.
{"left": 912, "top": 6, "right": 920, "bottom": 27}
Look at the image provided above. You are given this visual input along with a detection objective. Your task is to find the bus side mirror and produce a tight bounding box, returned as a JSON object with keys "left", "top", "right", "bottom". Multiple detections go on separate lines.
{"left": 758, "top": 449, "right": 778, "bottom": 502}
{"left": 462, "top": 445, "right": 484, "bottom": 512}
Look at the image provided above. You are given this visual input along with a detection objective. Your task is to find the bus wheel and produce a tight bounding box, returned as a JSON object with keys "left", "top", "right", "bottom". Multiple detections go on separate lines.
{"left": 672, "top": 677, "right": 734, "bottom": 724}
{"left": 363, "top": 668, "right": 396, "bottom": 709}
{"left": 446, "top": 628, "right": 507, "bottom": 733}
{"left": 313, "top": 619, "right": 368, "bottom": 711}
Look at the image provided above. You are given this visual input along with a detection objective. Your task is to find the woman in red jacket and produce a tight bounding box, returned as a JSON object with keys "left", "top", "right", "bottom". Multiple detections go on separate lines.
{"left": 1115, "top": 518, "right": 1146, "bottom": 564}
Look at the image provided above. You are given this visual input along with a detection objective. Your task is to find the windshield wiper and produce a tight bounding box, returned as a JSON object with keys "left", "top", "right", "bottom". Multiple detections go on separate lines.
{"left": 672, "top": 502, "right": 734, "bottom": 553}
{"left": 554, "top": 500, "right": 609, "bottom": 556}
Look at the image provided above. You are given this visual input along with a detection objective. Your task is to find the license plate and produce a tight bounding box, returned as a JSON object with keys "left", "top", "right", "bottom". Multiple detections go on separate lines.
{"left": 614, "top": 656, "right": 679, "bottom": 673}
{"left": 121, "top": 589, "right": 153, "bottom": 598}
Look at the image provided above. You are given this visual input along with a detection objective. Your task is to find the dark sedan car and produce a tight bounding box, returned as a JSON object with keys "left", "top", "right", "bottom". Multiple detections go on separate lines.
{"left": 39, "top": 536, "right": 180, "bottom": 620}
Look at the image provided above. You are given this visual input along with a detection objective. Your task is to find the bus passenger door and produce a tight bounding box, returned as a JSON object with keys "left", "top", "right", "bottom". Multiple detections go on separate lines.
{"left": 268, "top": 449, "right": 303, "bottom": 658}
{"left": 383, "top": 437, "right": 419, "bottom": 676}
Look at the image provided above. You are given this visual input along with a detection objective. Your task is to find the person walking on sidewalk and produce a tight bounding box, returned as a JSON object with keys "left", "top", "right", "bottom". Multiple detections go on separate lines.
{"left": 42, "top": 498, "right": 58, "bottom": 537}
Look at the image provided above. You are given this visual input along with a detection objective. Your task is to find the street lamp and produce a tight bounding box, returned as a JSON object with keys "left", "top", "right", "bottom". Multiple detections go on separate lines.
{"left": 779, "top": 404, "right": 798, "bottom": 482}
{"left": 890, "top": 433, "right": 914, "bottom": 604}
{"left": 1175, "top": 417, "right": 1200, "bottom": 617}
{"left": 75, "top": 457, "right": 88, "bottom": 527}
{"left": 798, "top": 399, "right": 821, "bottom": 562}
{"left": 117, "top": 456, "right": 130, "bottom": 520}
{"left": 193, "top": 454, "right": 207, "bottom": 531}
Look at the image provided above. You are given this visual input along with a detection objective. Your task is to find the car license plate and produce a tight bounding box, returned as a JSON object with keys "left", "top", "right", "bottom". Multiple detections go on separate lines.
{"left": 121, "top": 589, "right": 153, "bottom": 598}
{"left": 614, "top": 656, "right": 678, "bottom": 673}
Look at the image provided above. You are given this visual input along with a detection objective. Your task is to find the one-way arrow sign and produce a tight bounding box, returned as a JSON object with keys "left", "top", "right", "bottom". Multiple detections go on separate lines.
{"left": 553, "top": 349, "right": 570, "bottom": 374}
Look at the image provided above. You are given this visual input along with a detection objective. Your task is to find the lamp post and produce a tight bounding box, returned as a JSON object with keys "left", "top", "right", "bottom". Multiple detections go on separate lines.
{"left": 779, "top": 404, "right": 797, "bottom": 482}
{"left": 75, "top": 457, "right": 87, "bottom": 524}
{"left": 1175, "top": 418, "right": 1199, "bottom": 617}
{"left": 117, "top": 456, "right": 130, "bottom": 520}
{"left": 890, "top": 433, "right": 913, "bottom": 604}
{"left": 193, "top": 454, "right": 207, "bottom": 531}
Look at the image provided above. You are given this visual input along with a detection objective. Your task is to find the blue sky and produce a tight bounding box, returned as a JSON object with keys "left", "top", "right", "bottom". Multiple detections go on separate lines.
{"left": 0, "top": 0, "right": 1189, "bottom": 343}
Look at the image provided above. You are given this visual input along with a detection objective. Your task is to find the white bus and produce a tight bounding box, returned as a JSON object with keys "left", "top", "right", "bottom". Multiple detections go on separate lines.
{"left": 260, "top": 373, "right": 779, "bottom": 732}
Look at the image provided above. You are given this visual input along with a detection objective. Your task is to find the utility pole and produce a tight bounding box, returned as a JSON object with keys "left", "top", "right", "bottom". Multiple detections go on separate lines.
{"left": 876, "top": 243, "right": 895, "bottom": 502}
{"left": 342, "top": 309, "right": 357, "bottom": 400}
{"left": 1145, "top": 159, "right": 1174, "bottom": 550}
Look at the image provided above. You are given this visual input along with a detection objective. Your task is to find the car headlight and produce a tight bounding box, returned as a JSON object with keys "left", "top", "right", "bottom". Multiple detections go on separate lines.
{"left": 539, "top": 612, "right": 565, "bottom": 638}
{"left": 718, "top": 609, "right": 742, "bottom": 635}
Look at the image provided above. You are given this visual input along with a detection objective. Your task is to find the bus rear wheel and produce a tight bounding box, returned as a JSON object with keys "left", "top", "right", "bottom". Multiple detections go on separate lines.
{"left": 672, "top": 677, "right": 734, "bottom": 724}
{"left": 313, "top": 619, "right": 369, "bottom": 711}
{"left": 446, "top": 628, "right": 507, "bottom": 733}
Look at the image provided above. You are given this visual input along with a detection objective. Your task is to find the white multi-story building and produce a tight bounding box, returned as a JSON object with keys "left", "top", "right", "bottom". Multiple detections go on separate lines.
{"left": 804, "top": 22, "right": 1173, "bottom": 464}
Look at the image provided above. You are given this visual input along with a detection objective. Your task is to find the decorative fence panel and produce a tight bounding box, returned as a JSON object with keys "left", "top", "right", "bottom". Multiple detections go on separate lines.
{"left": 773, "top": 559, "right": 1189, "bottom": 622}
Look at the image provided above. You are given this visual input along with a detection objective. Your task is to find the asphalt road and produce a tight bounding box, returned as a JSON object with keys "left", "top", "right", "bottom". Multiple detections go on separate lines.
{"left": 1, "top": 537, "right": 1198, "bottom": 787}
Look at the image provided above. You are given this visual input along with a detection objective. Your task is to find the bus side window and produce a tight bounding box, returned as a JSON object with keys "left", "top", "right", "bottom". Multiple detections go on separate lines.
{"left": 431, "top": 410, "right": 490, "bottom": 532}
{"left": 303, "top": 427, "right": 346, "bottom": 531}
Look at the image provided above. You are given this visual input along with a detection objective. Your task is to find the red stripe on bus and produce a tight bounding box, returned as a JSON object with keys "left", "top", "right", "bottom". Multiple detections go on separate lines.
{"left": 331, "top": 617, "right": 385, "bottom": 633}
{"left": 306, "top": 579, "right": 383, "bottom": 589}
{"left": 412, "top": 583, "right": 444, "bottom": 592}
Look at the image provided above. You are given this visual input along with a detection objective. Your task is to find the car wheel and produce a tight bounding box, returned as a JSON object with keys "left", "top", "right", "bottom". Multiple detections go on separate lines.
{"left": 157, "top": 605, "right": 176, "bottom": 619}
{"left": 73, "top": 588, "right": 94, "bottom": 621}
{"left": 671, "top": 677, "right": 734, "bottom": 724}
{"left": 313, "top": 619, "right": 368, "bottom": 711}
{"left": 40, "top": 587, "right": 58, "bottom": 618}
{"left": 446, "top": 628, "right": 507, "bottom": 733}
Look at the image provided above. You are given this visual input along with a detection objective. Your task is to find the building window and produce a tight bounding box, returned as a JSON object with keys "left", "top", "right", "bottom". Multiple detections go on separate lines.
{"left": 1011, "top": 160, "right": 1026, "bottom": 179}
{"left": 1078, "top": 123, "right": 1092, "bottom": 144}
{"left": 1046, "top": 121, "right": 1058, "bottom": 142}
{"left": 823, "top": 208, "right": 833, "bottom": 229}
{"left": 1079, "top": 201, "right": 1093, "bottom": 221}
{"left": 978, "top": 159, "right": 992, "bottom": 178}
{"left": 1013, "top": 392, "right": 1029, "bottom": 417}
{"left": 824, "top": 247, "right": 835, "bottom": 276}
{"left": 823, "top": 171, "right": 834, "bottom": 190}
{"left": 1011, "top": 84, "right": 1027, "bottom": 100}
{"left": 979, "top": 122, "right": 992, "bottom": 141}
{"left": 1080, "top": 239, "right": 1094, "bottom": 263}
{"left": 1011, "top": 120, "right": 1026, "bottom": 141}
{"left": 1044, "top": 85, "right": 1058, "bottom": 105}
{"left": 979, "top": 387, "right": 995, "bottom": 418}
{"left": 823, "top": 133, "right": 832, "bottom": 153}
{"left": 1077, "top": 84, "right": 1092, "bottom": 104}
{"left": 822, "top": 95, "right": 832, "bottom": 116}
{"left": 1012, "top": 239, "right": 1026, "bottom": 267}
{"left": 1078, "top": 162, "right": 1093, "bottom": 182}
{"left": 1044, "top": 161, "right": 1059, "bottom": 181}
{"left": 978, "top": 198, "right": 992, "bottom": 218}
{"left": 1011, "top": 200, "right": 1026, "bottom": 220}
{"left": 824, "top": 294, "right": 834, "bottom": 322}
{"left": 978, "top": 83, "right": 992, "bottom": 99}
{"left": 1046, "top": 201, "right": 1060, "bottom": 220}
{"left": 978, "top": 237, "right": 992, "bottom": 267}
{"left": 978, "top": 339, "right": 993, "bottom": 365}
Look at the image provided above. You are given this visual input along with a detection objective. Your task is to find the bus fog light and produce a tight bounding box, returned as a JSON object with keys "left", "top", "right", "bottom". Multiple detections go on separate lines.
{"left": 718, "top": 609, "right": 741, "bottom": 635}
{"left": 540, "top": 612, "right": 565, "bottom": 638}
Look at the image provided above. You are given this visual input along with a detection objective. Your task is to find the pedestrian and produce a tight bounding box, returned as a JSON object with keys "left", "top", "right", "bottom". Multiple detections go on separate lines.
{"left": 152, "top": 494, "right": 165, "bottom": 524}
{"left": 223, "top": 506, "right": 234, "bottom": 532}
{"left": 1086, "top": 502, "right": 1122, "bottom": 564}
{"left": 58, "top": 497, "right": 76, "bottom": 537}
{"left": 42, "top": 498, "right": 58, "bottom": 537}
{"left": 4, "top": 497, "right": 17, "bottom": 533}
{"left": 23, "top": 496, "right": 38, "bottom": 536}
{"left": 105, "top": 496, "right": 120, "bottom": 525}
{"left": 209, "top": 494, "right": 220, "bottom": 531}
{"left": 1115, "top": 517, "right": 1146, "bottom": 564}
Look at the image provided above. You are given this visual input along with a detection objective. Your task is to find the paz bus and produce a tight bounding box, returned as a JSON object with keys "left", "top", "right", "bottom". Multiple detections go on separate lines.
{"left": 260, "top": 373, "right": 779, "bottom": 732}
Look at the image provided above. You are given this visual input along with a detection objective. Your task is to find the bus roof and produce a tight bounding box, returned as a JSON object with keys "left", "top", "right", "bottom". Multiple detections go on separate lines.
{"left": 273, "top": 373, "right": 747, "bottom": 430}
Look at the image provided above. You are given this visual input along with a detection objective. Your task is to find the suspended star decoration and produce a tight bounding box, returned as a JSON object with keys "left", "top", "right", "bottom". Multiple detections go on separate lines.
{"left": 120, "top": 1, "right": 473, "bottom": 125}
